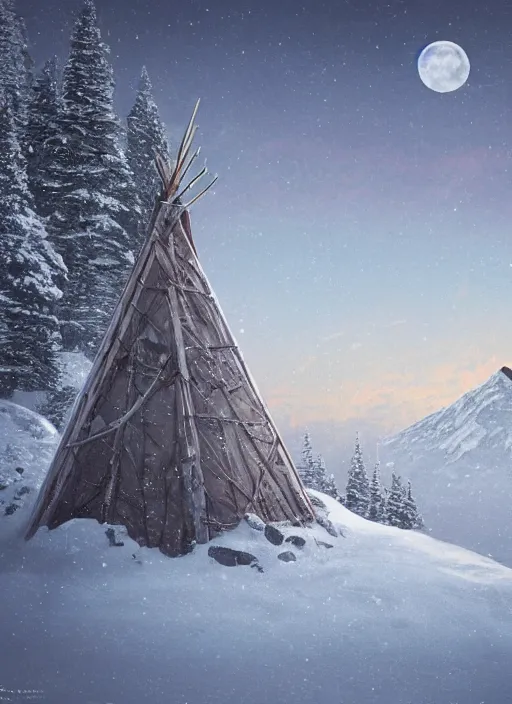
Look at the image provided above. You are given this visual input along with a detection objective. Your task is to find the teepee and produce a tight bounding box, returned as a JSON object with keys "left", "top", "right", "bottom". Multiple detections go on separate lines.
{"left": 26, "top": 102, "right": 314, "bottom": 556}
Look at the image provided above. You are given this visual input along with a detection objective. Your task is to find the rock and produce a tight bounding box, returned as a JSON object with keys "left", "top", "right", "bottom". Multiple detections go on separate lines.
{"left": 208, "top": 546, "right": 259, "bottom": 568}
{"left": 307, "top": 492, "right": 328, "bottom": 511}
{"left": 105, "top": 527, "right": 125, "bottom": 547}
{"left": 14, "top": 485, "right": 30, "bottom": 500}
{"left": 264, "top": 524, "right": 284, "bottom": 546}
{"left": 277, "top": 551, "right": 297, "bottom": 562}
{"left": 244, "top": 513, "right": 266, "bottom": 532}
{"left": 306, "top": 492, "right": 341, "bottom": 537}
{"left": 15, "top": 467, "right": 24, "bottom": 475}
{"left": 4, "top": 503, "right": 19, "bottom": 516}
{"left": 251, "top": 562, "right": 264, "bottom": 573}
{"left": 285, "top": 535, "right": 306, "bottom": 549}
{"left": 316, "top": 540, "right": 334, "bottom": 549}
{"left": 315, "top": 514, "right": 340, "bottom": 538}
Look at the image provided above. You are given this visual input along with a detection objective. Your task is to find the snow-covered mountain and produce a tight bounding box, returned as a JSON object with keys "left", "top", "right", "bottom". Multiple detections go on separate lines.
{"left": 381, "top": 366, "right": 512, "bottom": 566}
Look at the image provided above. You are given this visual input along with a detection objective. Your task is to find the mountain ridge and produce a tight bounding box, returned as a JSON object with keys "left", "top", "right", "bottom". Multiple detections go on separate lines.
{"left": 380, "top": 366, "right": 512, "bottom": 567}
{"left": 383, "top": 365, "right": 512, "bottom": 464}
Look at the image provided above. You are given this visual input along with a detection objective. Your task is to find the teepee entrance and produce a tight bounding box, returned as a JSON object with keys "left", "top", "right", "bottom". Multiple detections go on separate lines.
{"left": 26, "top": 102, "right": 314, "bottom": 556}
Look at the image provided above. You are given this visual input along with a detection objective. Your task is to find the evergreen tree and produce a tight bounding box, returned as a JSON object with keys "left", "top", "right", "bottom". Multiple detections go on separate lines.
{"left": 402, "top": 480, "right": 424, "bottom": 530}
{"left": 381, "top": 485, "right": 389, "bottom": 521}
{"left": 385, "top": 472, "right": 406, "bottom": 528}
{"left": 322, "top": 469, "right": 341, "bottom": 500}
{"left": 310, "top": 453, "right": 332, "bottom": 493}
{"left": 46, "top": 0, "right": 139, "bottom": 356}
{"left": 345, "top": 432, "right": 370, "bottom": 517}
{"left": 16, "top": 14, "right": 34, "bottom": 128}
{"left": 367, "top": 461, "right": 384, "bottom": 523}
{"left": 127, "top": 66, "right": 169, "bottom": 252}
{"left": 0, "top": 101, "right": 66, "bottom": 397}
{"left": 0, "top": 0, "right": 28, "bottom": 128}
{"left": 26, "top": 57, "right": 60, "bottom": 217}
{"left": 297, "top": 431, "right": 316, "bottom": 488}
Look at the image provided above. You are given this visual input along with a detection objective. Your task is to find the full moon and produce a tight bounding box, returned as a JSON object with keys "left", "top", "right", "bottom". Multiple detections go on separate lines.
{"left": 417, "top": 41, "right": 470, "bottom": 93}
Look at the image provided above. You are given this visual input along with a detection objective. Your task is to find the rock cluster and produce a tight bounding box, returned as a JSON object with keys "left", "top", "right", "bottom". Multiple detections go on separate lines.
{"left": 208, "top": 512, "right": 337, "bottom": 571}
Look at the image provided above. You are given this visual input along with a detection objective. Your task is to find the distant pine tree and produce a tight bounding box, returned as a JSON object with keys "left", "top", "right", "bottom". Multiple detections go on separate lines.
{"left": 127, "top": 66, "right": 169, "bottom": 252}
{"left": 345, "top": 432, "right": 370, "bottom": 517}
{"left": 310, "top": 454, "right": 326, "bottom": 491}
{"left": 46, "top": 0, "right": 139, "bottom": 356}
{"left": 381, "top": 485, "right": 389, "bottom": 520}
{"left": 313, "top": 453, "right": 340, "bottom": 495}
{"left": 0, "top": 102, "right": 66, "bottom": 397}
{"left": 322, "top": 470, "right": 342, "bottom": 501}
{"left": 297, "top": 431, "right": 316, "bottom": 489}
{"left": 385, "top": 472, "right": 406, "bottom": 528}
{"left": 367, "top": 461, "right": 384, "bottom": 523}
{"left": 402, "top": 480, "right": 424, "bottom": 530}
{"left": 26, "top": 57, "right": 60, "bottom": 216}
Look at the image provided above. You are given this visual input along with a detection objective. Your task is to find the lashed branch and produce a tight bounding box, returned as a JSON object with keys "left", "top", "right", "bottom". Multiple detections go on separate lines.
{"left": 67, "top": 362, "right": 177, "bottom": 449}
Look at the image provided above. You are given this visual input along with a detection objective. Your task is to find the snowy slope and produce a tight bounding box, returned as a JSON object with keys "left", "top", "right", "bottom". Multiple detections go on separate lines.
{"left": 381, "top": 366, "right": 512, "bottom": 566}
{"left": 1, "top": 467, "right": 512, "bottom": 704}
{"left": 0, "top": 401, "right": 60, "bottom": 521}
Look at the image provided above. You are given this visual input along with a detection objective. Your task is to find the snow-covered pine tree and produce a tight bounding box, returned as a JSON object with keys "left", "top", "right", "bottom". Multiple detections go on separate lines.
{"left": 127, "top": 66, "right": 169, "bottom": 252}
{"left": 322, "top": 470, "right": 341, "bottom": 501}
{"left": 46, "top": 0, "right": 139, "bottom": 356}
{"left": 402, "top": 480, "right": 424, "bottom": 530}
{"left": 345, "top": 432, "right": 370, "bottom": 517}
{"left": 381, "top": 485, "right": 389, "bottom": 522}
{"left": 385, "top": 472, "right": 406, "bottom": 528}
{"left": 26, "top": 57, "right": 60, "bottom": 217}
{"left": 297, "top": 431, "right": 316, "bottom": 488}
{"left": 367, "top": 461, "right": 384, "bottom": 523}
{"left": 310, "top": 454, "right": 329, "bottom": 492}
{"left": 0, "top": 0, "right": 28, "bottom": 128}
{"left": 0, "top": 101, "right": 66, "bottom": 398}
{"left": 16, "top": 14, "right": 34, "bottom": 125}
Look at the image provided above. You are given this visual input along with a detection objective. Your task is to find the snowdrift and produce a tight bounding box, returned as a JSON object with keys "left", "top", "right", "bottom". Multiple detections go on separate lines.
{"left": 1, "top": 472, "right": 512, "bottom": 703}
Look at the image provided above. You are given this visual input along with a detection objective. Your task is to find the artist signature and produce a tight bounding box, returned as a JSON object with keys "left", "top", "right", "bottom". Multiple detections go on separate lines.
{"left": 0, "top": 686, "right": 44, "bottom": 702}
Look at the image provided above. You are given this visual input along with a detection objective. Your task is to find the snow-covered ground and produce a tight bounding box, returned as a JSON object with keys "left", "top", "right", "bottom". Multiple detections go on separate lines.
{"left": 381, "top": 367, "right": 512, "bottom": 567}
{"left": 1, "top": 412, "right": 512, "bottom": 704}
{"left": 0, "top": 401, "right": 60, "bottom": 521}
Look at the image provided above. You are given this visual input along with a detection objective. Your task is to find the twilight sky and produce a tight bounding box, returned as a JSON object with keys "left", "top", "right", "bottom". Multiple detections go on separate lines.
{"left": 17, "top": 0, "right": 512, "bottom": 465}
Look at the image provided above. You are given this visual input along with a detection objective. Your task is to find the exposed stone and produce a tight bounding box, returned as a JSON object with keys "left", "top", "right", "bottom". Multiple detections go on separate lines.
{"left": 277, "top": 551, "right": 297, "bottom": 562}
{"left": 306, "top": 491, "right": 342, "bottom": 537}
{"left": 208, "top": 546, "right": 259, "bottom": 568}
{"left": 316, "top": 514, "right": 341, "bottom": 538}
{"left": 15, "top": 467, "right": 24, "bottom": 475}
{"left": 285, "top": 535, "right": 306, "bottom": 549}
{"left": 307, "top": 492, "right": 327, "bottom": 510}
{"left": 105, "top": 527, "right": 125, "bottom": 547}
{"left": 264, "top": 524, "right": 284, "bottom": 546}
{"left": 4, "top": 503, "right": 19, "bottom": 516}
{"left": 316, "top": 540, "right": 334, "bottom": 549}
{"left": 244, "top": 513, "right": 266, "bottom": 532}
{"left": 14, "top": 485, "right": 30, "bottom": 500}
